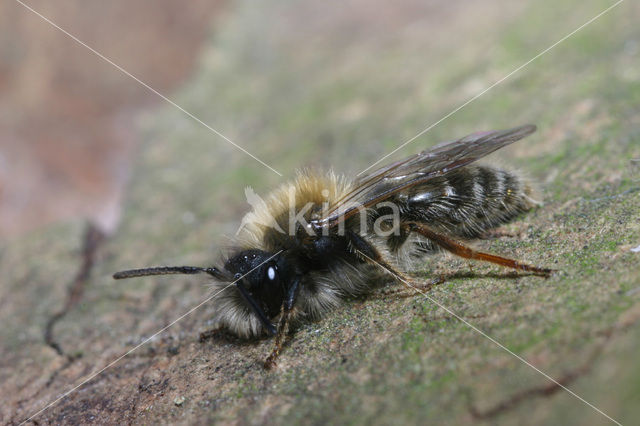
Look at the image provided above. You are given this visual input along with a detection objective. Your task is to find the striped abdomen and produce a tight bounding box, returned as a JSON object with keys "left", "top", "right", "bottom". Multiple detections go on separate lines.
{"left": 382, "top": 165, "right": 539, "bottom": 252}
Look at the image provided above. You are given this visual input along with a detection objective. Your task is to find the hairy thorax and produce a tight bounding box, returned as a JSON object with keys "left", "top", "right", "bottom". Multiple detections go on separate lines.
{"left": 235, "top": 170, "right": 354, "bottom": 251}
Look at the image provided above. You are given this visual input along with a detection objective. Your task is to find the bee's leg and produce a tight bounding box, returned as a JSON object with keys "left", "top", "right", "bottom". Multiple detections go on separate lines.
{"left": 263, "top": 304, "right": 292, "bottom": 370}
{"left": 376, "top": 275, "right": 446, "bottom": 299}
{"left": 346, "top": 231, "right": 457, "bottom": 302}
{"left": 345, "top": 230, "right": 428, "bottom": 288}
{"left": 199, "top": 326, "right": 224, "bottom": 342}
{"left": 264, "top": 275, "right": 302, "bottom": 370}
{"left": 346, "top": 230, "right": 403, "bottom": 275}
{"left": 402, "top": 222, "right": 552, "bottom": 277}
{"left": 199, "top": 326, "right": 242, "bottom": 343}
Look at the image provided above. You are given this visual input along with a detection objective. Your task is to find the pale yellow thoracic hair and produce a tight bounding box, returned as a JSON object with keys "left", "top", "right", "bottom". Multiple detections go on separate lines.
{"left": 235, "top": 169, "right": 354, "bottom": 248}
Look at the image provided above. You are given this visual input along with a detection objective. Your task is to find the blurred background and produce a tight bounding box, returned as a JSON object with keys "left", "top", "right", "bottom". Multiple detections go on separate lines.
{"left": 0, "top": 0, "right": 225, "bottom": 236}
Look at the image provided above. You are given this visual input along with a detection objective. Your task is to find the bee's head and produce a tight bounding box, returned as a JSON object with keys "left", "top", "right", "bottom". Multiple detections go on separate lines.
{"left": 113, "top": 248, "right": 301, "bottom": 337}
{"left": 224, "top": 249, "right": 281, "bottom": 284}
{"left": 224, "top": 249, "right": 296, "bottom": 322}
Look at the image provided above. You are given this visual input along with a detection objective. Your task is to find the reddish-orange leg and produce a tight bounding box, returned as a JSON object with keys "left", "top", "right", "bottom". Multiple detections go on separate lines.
{"left": 403, "top": 222, "right": 553, "bottom": 277}
{"left": 264, "top": 275, "right": 302, "bottom": 369}
{"left": 264, "top": 304, "right": 294, "bottom": 369}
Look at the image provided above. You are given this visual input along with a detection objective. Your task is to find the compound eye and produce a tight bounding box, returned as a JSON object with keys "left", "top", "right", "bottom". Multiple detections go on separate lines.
{"left": 266, "top": 265, "right": 277, "bottom": 281}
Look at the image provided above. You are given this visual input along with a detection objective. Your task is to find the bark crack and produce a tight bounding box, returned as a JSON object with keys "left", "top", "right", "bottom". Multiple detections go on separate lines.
{"left": 10, "top": 223, "right": 108, "bottom": 424}
{"left": 44, "top": 223, "right": 106, "bottom": 358}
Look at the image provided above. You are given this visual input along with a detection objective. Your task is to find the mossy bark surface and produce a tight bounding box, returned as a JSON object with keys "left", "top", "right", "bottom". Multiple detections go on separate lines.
{"left": 2, "top": 0, "right": 639, "bottom": 424}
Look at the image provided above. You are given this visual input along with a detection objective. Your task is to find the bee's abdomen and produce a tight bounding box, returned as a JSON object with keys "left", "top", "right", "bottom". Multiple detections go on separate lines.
{"left": 397, "top": 165, "right": 539, "bottom": 239}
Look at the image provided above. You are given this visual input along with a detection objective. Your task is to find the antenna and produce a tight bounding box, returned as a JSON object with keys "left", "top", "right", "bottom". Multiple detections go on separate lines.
{"left": 113, "top": 266, "right": 231, "bottom": 281}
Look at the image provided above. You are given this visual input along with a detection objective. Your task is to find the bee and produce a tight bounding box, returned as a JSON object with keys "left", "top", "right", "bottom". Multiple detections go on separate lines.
{"left": 114, "top": 124, "right": 552, "bottom": 369}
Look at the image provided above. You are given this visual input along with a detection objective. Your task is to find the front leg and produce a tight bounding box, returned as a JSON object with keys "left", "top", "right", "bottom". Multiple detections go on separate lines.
{"left": 264, "top": 275, "right": 302, "bottom": 369}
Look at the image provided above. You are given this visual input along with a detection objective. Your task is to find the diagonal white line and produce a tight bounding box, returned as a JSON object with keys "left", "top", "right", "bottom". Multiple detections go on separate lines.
{"left": 12, "top": 0, "right": 625, "bottom": 424}
{"left": 357, "top": 0, "right": 624, "bottom": 176}
{"left": 358, "top": 251, "right": 622, "bottom": 426}
{"left": 19, "top": 250, "right": 283, "bottom": 425}
{"left": 13, "top": 0, "right": 283, "bottom": 177}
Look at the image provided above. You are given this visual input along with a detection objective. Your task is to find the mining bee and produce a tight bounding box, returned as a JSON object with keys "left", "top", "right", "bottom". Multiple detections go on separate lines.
{"left": 114, "top": 124, "right": 552, "bottom": 369}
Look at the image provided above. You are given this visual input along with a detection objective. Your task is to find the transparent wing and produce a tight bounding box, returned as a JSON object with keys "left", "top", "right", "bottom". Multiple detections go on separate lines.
{"left": 312, "top": 124, "right": 536, "bottom": 229}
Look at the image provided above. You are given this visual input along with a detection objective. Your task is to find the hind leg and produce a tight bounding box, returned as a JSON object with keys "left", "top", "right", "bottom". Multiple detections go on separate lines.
{"left": 402, "top": 222, "right": 552, "bottom": 276}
